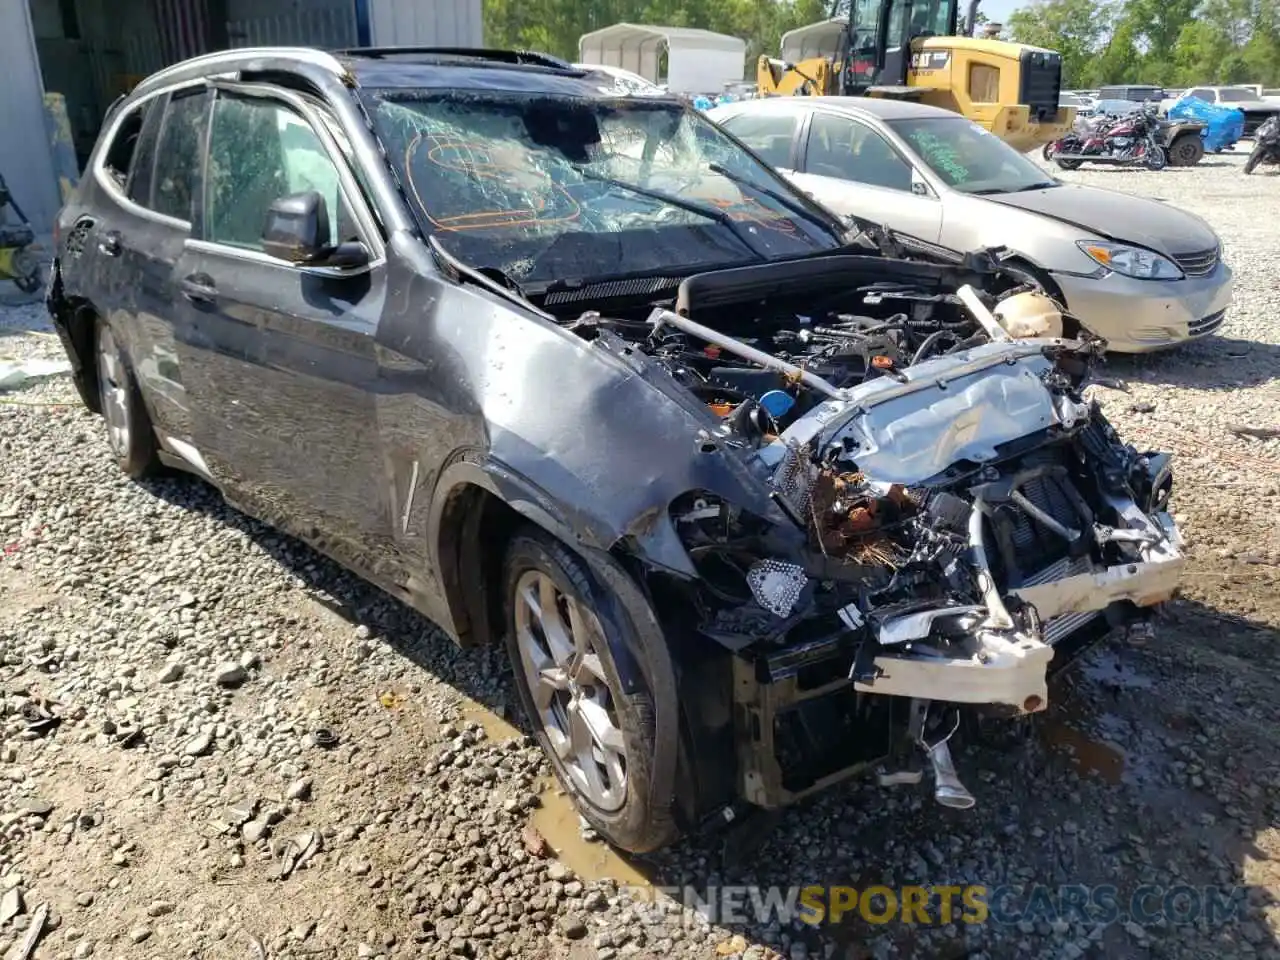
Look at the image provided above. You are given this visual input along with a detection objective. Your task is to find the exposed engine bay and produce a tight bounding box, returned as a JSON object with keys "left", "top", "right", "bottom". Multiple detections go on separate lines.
{"left": 553, "top": 238, "right": 1185, "bottom": 813}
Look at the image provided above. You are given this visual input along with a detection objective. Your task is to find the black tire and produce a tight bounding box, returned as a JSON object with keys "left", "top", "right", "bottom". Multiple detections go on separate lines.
{"left": 502, "top": 529, "right": 679, "bottom": 854}
{"left": 1145, "top": 145, "right": 1167, "bottom": 170}
{"left": 1055, "top": 158, "right": 1082, "bottom": 170}
{"left": 1041, "top": 142, "right": 1054, "bottom": 161}
{"left": 1167, "top": 133, "right": 1204, "bottom": 167}
{"left": 93, "top": 316, "right": 160, "bottom": 479}
{"left": 1244, "top": 143, "right": 1264, "bottom": 174}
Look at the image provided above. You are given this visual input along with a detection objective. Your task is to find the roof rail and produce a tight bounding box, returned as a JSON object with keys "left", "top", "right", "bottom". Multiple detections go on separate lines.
{"left": 334, "top": 47, "right": 576, "bottom": 70}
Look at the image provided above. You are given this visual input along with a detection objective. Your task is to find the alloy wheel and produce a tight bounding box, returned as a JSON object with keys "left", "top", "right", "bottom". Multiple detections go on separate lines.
{"left": 96, "top": 324, "right": 131, "bottom": 458}
{"left": 512, "top": 569, "right": 628, "bottom": 812}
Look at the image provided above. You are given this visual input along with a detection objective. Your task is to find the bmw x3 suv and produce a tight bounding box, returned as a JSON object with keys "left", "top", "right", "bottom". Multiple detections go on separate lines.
{"left": 47, "top": 46, "right": 1184, "bottom": 853}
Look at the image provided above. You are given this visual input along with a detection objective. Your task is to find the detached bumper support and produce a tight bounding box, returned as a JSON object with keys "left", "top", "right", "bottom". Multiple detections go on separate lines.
{"left": 852, "top": 542, "right": 1184, "bottom": 713}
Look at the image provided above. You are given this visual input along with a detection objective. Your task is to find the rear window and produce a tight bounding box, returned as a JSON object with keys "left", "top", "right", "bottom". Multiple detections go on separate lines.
{"left": 102, "top": 104, "right": 147, "bottom": 188}
{"left": 152, "top": 90, "right": 211, "bottom": 222}
{"left": 718, "top": 112, "right": 799, "bottom": 168}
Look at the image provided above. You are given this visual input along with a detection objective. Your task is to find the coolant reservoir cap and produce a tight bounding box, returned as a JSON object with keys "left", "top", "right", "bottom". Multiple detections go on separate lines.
{"left": 759, "top": 390, "right": 796, "bottom": 418}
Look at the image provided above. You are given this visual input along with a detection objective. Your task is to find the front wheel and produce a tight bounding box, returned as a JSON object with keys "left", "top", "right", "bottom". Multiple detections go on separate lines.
{"left": 1244, "top": 143, "right": 1265, "bottom": 174}
{"left": 1145, "top": 145, "right": 1167, "bottom": 170}
{"left": 502, "top": 529, "right": 678, "bottom": 854}
{"left": 1055, "top": 157, "right": 1082, "bottom": 170}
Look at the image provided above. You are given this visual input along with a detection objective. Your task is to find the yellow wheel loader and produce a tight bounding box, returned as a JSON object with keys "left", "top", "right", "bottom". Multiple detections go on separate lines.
{"left": 757, "top": 0, "right": 1075, "bottom": 153}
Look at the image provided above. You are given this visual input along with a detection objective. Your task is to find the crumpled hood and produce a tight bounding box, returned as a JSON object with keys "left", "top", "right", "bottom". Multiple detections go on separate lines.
{"left": 771, "top": 341, "right": 1087, "bottom": 486}
{"left": 984, "top": 184, "right": 1219, "bottom": 258}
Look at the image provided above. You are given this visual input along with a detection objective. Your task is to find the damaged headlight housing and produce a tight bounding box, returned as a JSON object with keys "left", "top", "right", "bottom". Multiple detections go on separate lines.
{"left": 1077, "top": 241, "right": 1183, "bottom": 281}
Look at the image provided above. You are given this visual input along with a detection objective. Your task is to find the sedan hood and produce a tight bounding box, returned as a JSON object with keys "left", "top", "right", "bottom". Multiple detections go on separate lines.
{"left": 984, "top": 184, "right": 1219, "bottom": 258}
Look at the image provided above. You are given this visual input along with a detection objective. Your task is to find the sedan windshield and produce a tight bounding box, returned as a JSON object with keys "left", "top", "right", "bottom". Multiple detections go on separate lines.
{"left": 369, "top": 92, "right": 843, "bottom": 286}
{"left": 889, "top": 117, "right": 1058, "bottom": 195}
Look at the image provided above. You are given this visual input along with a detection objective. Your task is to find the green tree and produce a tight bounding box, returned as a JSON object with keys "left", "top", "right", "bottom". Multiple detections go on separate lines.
{"left": 1007, "top": 0, "right": 1118, "bottom": 85}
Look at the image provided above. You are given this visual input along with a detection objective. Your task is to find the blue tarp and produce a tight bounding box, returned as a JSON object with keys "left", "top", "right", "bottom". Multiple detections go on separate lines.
{"left": 1167, "top": 96, "right": 1245, "bottom": 152}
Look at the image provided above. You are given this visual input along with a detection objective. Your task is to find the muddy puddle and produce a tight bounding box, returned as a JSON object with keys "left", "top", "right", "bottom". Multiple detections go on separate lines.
{"left": 460, "top": 699, "right": 523, "bottom": 743}
{"left": 458, "top": 697, "right": 653, "bottom": 888}
{"left": 1041, "top": 721, "right": 1125, "bottom": 784}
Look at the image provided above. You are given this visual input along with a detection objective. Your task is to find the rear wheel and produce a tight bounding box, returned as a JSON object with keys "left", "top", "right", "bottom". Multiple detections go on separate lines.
{"left": 1055, "top": 157, "right": 1083, "bottom": 170}
{"left": 503, "top": 529, "right": 678, "bottom": 853}
{"left": 1168, "top": 133, "right": 1204, "bottom": 167}
{"left": 1244, "top": 142, "right": 1265, "bottom": 174}
{"left": 94, "top": 317, "right": 159, "bottom": 478}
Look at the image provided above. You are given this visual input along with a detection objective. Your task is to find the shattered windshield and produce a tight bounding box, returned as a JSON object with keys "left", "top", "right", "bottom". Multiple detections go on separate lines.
{"left": 369, "top": 92, "right": 843, "bottom": 286}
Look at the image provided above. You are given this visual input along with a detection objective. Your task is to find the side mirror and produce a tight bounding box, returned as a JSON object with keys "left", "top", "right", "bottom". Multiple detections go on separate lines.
{"left": 262, "top": 191, "right": 330, "bottom": 263}
{"left": 261, "top": 191, "right": 371, "bottom": 273}
{"left": 910, "top": 175, "right": 932, "bottom": 197}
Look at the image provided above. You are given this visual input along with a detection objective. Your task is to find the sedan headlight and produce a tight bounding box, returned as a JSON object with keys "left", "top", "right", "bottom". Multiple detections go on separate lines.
{"left": 1077, "top": 241, "right": 1184, "bottom": 280}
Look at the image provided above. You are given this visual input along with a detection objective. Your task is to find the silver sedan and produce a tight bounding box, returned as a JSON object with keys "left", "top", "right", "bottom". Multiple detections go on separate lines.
{"left": 708, "top": 97, "right": 1233, "bottom": 352}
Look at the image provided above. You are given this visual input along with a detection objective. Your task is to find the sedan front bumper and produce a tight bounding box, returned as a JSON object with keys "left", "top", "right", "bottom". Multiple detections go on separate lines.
{"left": 1052, "top": 263, "right": 1234, "bottom": 352}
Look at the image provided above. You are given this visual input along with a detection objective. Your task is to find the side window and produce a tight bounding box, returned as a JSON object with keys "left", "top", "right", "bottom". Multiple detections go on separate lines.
{"left": 719, "top": 113, "right": 799, "bottom": 168}
{"left": 126, "top": 100, "right": 163, "bottom": 208}
{"left": 204, "top": 95, "right": 357, "bottom": 253}
{"left": 102, "top": 104, "right": 147, "bottom": 190}
{"left": 805, "top": 113, "right": 913, "bottom": 192}
{"left": 1188, "top": 89, "right": 1212, "bottom": 102}
{"left": 152, "top": 90, "right": 211, "bottom": 222}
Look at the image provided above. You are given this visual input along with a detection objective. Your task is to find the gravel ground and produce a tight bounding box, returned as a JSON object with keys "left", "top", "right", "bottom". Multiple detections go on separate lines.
{"left": 1, "top": 147, "right": 1278, "bottom": 960}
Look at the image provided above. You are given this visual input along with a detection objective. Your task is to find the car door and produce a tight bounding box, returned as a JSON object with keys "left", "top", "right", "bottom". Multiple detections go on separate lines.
{"left": 172, "top": 85, "right": 394, "bottom": 572}
{"left": 788, "top": 111, "right": 944, "bottom": 242}
{"left": 65, "top": 92, "right": 200, "bottom": 446}
{"left": 121, "top": 86, "right": 213, "bottom": 447}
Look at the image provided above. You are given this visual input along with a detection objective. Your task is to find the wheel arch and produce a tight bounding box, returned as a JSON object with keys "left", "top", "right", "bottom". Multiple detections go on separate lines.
{"left": 431, "top": 464, "right": 684, "bottom": 843}
{"left": 47, "top": 269, "right": 102, "bottom": 413}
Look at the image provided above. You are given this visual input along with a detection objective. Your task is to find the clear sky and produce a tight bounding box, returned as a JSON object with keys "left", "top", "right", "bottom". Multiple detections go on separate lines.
{"left": 978, "top": 0, "right": 1023, "bottom": 25}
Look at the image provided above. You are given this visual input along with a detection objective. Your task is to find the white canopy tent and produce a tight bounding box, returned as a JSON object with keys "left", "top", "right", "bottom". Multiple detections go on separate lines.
{"left": 577, "top": 23, "right": 746, "bottom": 94}
{"left": 780, "top": 19, "right": 849, "bottom": 64}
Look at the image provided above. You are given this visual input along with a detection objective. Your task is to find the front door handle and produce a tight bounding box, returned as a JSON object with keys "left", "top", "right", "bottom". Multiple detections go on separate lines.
{"left": 98, "top": 231, "right": 122, "bottom": 257}
{"left": 180, "top": 274, "right": 217, "bottom": 304}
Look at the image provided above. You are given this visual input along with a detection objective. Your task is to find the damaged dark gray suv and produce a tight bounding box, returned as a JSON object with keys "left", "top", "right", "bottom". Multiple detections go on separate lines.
{"left": 48, "top": 46, "right": 1185, "bottom": 854}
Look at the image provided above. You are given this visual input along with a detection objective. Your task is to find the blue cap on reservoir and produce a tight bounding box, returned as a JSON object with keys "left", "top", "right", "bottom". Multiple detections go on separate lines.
{"left": 759, "top": 390, "right": 795, "bottom": 419}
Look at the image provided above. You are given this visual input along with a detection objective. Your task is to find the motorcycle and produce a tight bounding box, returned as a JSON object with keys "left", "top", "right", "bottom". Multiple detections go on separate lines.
{"left": 1043, "top": 106, "right": 1167, "bottom": 171}
{"left": 1244, "top": 114, "right": 1280, "bottom": 174}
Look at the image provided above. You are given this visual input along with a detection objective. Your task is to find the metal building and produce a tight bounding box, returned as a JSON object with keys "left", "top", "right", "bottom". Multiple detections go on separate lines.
{"left": 1, "top": 0, "right": 484, "bottom": 232}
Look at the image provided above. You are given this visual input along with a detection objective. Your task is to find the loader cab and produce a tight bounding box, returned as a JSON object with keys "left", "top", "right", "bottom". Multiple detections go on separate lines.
{"left": 834, "top": 0, "right": 959, "bottom": 95}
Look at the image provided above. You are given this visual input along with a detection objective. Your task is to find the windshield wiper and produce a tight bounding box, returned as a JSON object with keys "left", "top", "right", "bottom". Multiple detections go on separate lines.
{"left": 971, "top": 181, "right": 1059, "bottom": 195}
{"left": 707, "top": 162, "right": 839, "bottom": 233}
{"left": 571, "top": 167, "right": 764, "bottom": 260}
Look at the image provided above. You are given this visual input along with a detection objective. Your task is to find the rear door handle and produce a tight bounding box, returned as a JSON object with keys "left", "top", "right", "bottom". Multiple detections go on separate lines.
{"left": 98, "top": 231, "right": 122, "bottom": 257}
{"left": 180, "top": 274, "right": 217, "bottom": 304}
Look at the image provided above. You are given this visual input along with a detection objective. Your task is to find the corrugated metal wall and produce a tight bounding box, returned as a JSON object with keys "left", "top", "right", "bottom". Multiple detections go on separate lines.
{"left": 0, "top": 1, "right": 59, "bottom": 231}
{"left": 369, "top": 0, "right": 482, "bottom": 47}
{"left": 5, "top": 0, "right": 486, "bottom": 230}
{"left": 227, "top": 0, "right": 356, "bottom": 49}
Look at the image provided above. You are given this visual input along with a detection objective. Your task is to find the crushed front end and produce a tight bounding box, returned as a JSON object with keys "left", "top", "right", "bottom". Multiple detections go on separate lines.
{"left": 548, "top": 242, "right": 1184, "bottom": 815}
{"left": 674, "top": 338, "right": 1183, "bottom": 809}
{"left": 628, "top": 261, "right": 1183, "bottom": 812}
